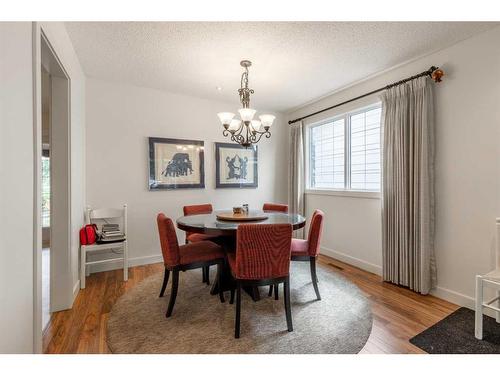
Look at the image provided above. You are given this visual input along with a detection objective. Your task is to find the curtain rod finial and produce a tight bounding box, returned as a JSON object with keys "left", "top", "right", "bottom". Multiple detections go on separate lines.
{"left": 430, "top": 66, "right": 444, "bottom": 83}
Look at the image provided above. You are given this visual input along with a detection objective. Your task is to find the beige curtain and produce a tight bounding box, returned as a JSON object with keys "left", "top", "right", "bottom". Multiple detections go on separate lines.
{"left": 381, "top": 76, "right": 436, "bottom": 294}
{"left": 289, "top": 121, "right": 305, "bottom": 238}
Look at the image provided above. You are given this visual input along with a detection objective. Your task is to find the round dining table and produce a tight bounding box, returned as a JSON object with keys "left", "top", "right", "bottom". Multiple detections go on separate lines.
{"left": 176, "top": 209, "right": 306, "bottom": 300}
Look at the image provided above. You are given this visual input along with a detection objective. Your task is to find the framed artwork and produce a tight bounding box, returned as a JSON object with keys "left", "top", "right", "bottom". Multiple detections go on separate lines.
{"left": 215, "top": 142, "right": 258, "bottom": 188}
{"left": 148, "top": 137, "right": 205, "bottom": 190}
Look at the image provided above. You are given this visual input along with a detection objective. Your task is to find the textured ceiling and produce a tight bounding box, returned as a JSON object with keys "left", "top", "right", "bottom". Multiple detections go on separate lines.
{"left": 65, "top": 22, "right": 497, "bottom": 112}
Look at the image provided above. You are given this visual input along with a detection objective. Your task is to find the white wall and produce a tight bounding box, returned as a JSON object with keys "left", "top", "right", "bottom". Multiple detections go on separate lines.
{"left": 0, "top": 22, "right": 35, "bottom": 354}
{"left": 287, "top": 26, "right": 500, "bottom": 308}
{"left": 0, "top": 21, "right": 85, "bottom": 353}
{"left": 85, "top": 78, "right": 288, "bottom": 270}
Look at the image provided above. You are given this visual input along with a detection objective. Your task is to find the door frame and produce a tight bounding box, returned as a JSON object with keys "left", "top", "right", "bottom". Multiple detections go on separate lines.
{"left": 32, "top": 23, "right": 73, "bottom": 353}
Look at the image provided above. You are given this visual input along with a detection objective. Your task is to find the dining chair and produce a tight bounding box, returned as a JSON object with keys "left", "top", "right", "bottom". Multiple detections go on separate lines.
{"left": 269, "top": 209, "right": 324, "bottom": 300}
{"left": 183, "top": 204, "right": 219, "bottom": 285}
{"left": 262, "top": 203, "right": 289, "bottom": 213}
{"left": 228, "top": 223, "right": 293, "bottom": 338}
{"left": 157, "top": 213, "right": 225, "bottom": 317}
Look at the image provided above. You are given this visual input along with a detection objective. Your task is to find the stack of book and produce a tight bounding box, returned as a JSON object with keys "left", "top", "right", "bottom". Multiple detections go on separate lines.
{"left": 98, "top": 223, "right": 125, "bottom": 243}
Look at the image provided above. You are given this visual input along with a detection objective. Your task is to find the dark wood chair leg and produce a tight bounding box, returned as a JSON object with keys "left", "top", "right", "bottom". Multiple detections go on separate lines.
{"left": 251, "top": 286, "right": 260, "bottom": 301}
{"left": 310, "top": 257, "right": 321, "bottom": 300}
{"left": 274, "top": 283, "right": 279, "bottom": 300}
{"left": 188, "top": 238, "right": 208, "bottom": 285}
{"left": 204, "top": 266, "right": 210, "bottom": 285}
{"left": 216, "top": 263, "right": 225, "bottom": 303}
{"left": 284, "top": 277, "right": 293, "bottom": 332}
{"left": 235, "top": 283, "right": 242, "bottom": 338}
{"left": 230, "top": 288, "right": 235, "bottom": 304}
{"left": 166, "top": 270, "right": 179, "bottom": 317}
{"left": 159, "top": 268, "right": 170, "bottom": 297}
{"left": 268, "top": 285, "right": 273, "bottom": 296}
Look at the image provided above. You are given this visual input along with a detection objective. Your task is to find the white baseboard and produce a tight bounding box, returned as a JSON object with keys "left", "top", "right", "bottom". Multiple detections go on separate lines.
{"left": 430, "top": 285, "right": 498, "bottom": 318}
{"left": 320, "top": 246, "right": 383, "bottom": 276}
{"left": 88, "top": 254, "right": 163, "bottom": 274}
{"left": 72, "top": 280, "right": 80, "bottom": 302}
{"left": 430, "top": 285, "right": 474, "bottom": 309}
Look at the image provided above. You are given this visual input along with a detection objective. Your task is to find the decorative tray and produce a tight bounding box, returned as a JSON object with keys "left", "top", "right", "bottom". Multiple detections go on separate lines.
{"left": 216, "top": 212, "right": 269, "bottom": 222}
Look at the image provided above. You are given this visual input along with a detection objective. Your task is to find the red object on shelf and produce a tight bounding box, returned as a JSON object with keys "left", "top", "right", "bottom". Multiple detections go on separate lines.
{"left": 80, "top": 224, "right": 98, "bottom": 245}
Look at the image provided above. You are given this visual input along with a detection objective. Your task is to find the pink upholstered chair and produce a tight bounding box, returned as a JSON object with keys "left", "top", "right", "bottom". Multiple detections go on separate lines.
{"left": 183, "top": 204, "right": 219, "bottom": 284}
{"left": 269, "top": 209, "right": 324, "bottom": 301}
{"left": 262, "top": 203, "right": 289, "bottom": 213}
{"left": 157, "top": 213, "right": 225, "bottom": 317}
{"left": 227, "top": 223, "right": 293, "bottom": 338}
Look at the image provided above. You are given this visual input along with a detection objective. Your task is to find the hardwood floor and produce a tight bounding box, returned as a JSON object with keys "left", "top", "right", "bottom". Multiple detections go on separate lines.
{"left": 43, "top": 255, "right": 458, "bottom": 354}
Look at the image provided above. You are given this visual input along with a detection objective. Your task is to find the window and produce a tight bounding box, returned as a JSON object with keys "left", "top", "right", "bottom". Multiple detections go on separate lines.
{"left": 308, "top": 105, "right": 382, "bottom": 192}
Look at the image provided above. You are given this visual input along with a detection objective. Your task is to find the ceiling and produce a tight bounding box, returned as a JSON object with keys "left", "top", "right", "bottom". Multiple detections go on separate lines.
{"left": 65, "top": 22, "right": 497, "bottom": 112}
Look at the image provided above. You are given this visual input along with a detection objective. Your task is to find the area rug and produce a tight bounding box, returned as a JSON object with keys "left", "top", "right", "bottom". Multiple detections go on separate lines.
{"left": 107, "top": 262, "right": 373, "bottom": 353}
{"left": 410, "top": 307, "right": 500, "bottom": 353}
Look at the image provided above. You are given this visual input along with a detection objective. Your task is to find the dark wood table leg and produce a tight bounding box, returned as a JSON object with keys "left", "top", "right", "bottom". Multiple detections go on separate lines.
{"left": 210, "top": 236, "right": 235, "bottom": 295}
{"left": 246, "top": 286, "right": 261, "bottom": 302}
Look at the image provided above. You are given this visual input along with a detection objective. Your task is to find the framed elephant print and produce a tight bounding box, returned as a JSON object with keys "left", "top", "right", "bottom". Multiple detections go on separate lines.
{"left": 215, "top": 142, "right": 258, "bottom": 188}
{"left": 148, "top": 137, "right": 205, "bottom": 190}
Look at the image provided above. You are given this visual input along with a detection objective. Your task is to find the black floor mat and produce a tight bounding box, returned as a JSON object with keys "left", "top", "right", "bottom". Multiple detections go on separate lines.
{"left": 410, "top": 307, "right": 500, "bottom": 353}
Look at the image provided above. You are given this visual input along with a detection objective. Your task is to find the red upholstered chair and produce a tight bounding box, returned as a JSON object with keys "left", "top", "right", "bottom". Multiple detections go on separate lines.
{"left": 227, "top": 223, "right": 293, "bottom": 338}
{"left": 157, "top": 213, "right": 225, "bottom": 317}
{"left": 272, "top": 209, "right": 324, "bottom": 301}
{"left": 262, "top": 203, "right": 289, "bottom": 213}
{"left": 183, "top": 204, "right": 219, "bottom": 285}
{"left": 269, "top": 210, "right": 324, "bottom": 300}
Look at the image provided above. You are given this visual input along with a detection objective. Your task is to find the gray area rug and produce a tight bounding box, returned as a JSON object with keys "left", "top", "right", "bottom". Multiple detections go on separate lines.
{"left": 410, "top": 307, "right": 500, "bottom": 353}
{"left": 107, "top": 262, "right": 373, "bottom": 353}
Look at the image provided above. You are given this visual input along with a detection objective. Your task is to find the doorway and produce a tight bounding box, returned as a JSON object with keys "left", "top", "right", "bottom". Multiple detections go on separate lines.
{"left": 39, "top": 33, "right": 72, "bottom": 333}
{"left": 41, "top": 68, "right": 51, "bottom": 329}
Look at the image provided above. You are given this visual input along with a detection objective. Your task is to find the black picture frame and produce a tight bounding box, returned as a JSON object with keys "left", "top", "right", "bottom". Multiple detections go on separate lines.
{"left": 148, "top": 137, "right": 205, "bottom": 190}
{"left": 215, "top": 142, "right": 258, "bottom": 189}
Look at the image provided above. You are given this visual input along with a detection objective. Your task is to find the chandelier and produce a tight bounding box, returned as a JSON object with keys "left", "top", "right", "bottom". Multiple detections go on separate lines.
{"left": 217, "top": 60, "right": 274, "bottom": 148}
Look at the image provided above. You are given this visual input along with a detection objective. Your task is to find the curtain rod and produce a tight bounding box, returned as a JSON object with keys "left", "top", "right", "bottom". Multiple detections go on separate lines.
{"left": 288, "top": 66, "right": 444, "bottom": 125}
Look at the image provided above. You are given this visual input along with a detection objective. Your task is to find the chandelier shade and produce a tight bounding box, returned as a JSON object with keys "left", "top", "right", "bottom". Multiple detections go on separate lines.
{"left": 259, "top": 114, "right": 275, "bottom": 129}
{"left": 238, "top": 108, "right": 257, "bottom": 122}
{"left": 217, "top": 60, "right": 274, "bottom": 148}
{"left": 228, "top": 119, "right": 242, "bottom": 131}
{"left": 217, "top": 112, "right": 235, "bottom": 126}
{"left": 250, "top": 120, "right": 262, "bottom": 132}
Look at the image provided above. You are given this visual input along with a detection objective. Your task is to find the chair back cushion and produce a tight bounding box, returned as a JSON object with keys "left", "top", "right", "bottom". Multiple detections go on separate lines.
{"left": 157, "top": 213, "right": 180, "bottom": 267}
{"left": 183, "top": 204, "right": 213, "bottom": 216}
{"left": 307, "top": 209, "right": 324, "bottom": 257}
{"left": 183, "top": 204, "right": 213, "bottom": 240}
{"left": 235, "top": 224, "right": 292, "bottom": 280}
{"left": 262, "top": 203, "right": 288, "bottom": 213}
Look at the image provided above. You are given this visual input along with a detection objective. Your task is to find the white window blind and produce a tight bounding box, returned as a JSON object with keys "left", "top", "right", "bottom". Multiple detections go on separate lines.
{"left": 349, "top": 107, "right": 382, "bottom": 191}
{"left": 310, "top": 118, "right": 344, "bottom": 189}
{"left": 308, "top": 104, "right": 382, "bottom": 192}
